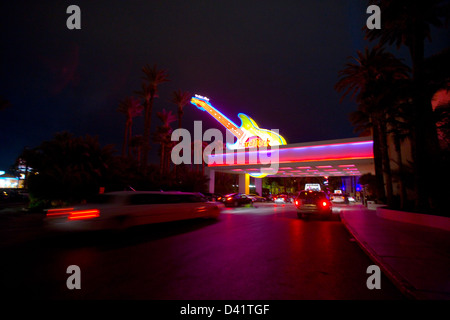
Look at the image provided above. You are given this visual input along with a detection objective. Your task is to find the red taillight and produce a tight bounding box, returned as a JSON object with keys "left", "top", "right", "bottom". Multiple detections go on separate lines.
{"left": 46, "top": 208, "right": 99, "bottom": 220}
{"left": 295, "top": 200, "right": 299, "bottom": 206}
{"left": 322, "top": 201, "right": 328, "bottom": 207}
{"left": 227, "top": 197, "right": 232, "bottom": 200}
{"left": 46, "top": 208, "right": 74, "bottom": 217}
{"left": 68, "top": 209, "right": 100, "bottom": 220}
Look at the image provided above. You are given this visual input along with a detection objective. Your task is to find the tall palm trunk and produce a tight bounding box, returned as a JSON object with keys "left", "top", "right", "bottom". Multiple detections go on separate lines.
{"left": 122, "top": 121, "right": 129, "bottom": 157}
{"left": 178, "top": 109, "right": 183, "bottom": 129}
{"left": 166, "top": 141, "right": 172, "bottom": 175}
{"left": 371, "top": 118, "right": 386, "bottom": 203}
{"left": 393, "top": 133, "right": 407, "bottom": 209}
{"left": 142, "top": 96, "right": 154, "bottom": 171}
{"left": 174, "top": 110, "right": 182, "bottom": 178}
{"left": 378, "top": 118, "right": 393, "bottom": 207}
{"left": 409, "top": 35, "right": 427, "bottom": 210}
{"left": 127, "top": 122, "right": 132, "bottom": 158}
{"left": 160, "top": 143, "right": 165, "bottom": 175}
{"left": 408, "top": 35, "right": 440, "bottom": 210}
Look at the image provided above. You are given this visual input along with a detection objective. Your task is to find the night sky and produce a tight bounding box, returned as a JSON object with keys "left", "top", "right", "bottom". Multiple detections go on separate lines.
{"left": 1, "top": 1, "right": 449, "bottom": 170}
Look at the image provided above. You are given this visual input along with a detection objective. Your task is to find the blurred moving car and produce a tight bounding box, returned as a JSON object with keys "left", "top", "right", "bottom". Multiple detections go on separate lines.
{"left": 45, "top": 191, "right": 221, "bottom": 232}
{"left": 222, "top": 193, "right": 253, "bottom": 207}
{"left": 294, "top": 190, "right": 332, "bottom": 219}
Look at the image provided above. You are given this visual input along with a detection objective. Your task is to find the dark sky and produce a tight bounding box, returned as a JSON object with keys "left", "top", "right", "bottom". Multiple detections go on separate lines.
{"left": 1, "top": 1, "right": 448, "bottom": 169}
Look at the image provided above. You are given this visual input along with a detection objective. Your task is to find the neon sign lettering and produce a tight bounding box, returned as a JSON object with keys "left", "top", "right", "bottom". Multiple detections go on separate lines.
{"left": 244, "top": 137, "right": 270, "bottom": 148}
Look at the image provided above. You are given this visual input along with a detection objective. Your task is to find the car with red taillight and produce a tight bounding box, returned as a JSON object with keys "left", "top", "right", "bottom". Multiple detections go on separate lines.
{"left": 274, "top": 194, "right": 288, "bottom": 203}
{"left": 294, "top": 190, "right": 332, "bottom": 219}
{"left": 44, "top": 191, "right": 221, "bottom": 232}
{"left": 221, "top": 193, "right": 253, "bottom": 207}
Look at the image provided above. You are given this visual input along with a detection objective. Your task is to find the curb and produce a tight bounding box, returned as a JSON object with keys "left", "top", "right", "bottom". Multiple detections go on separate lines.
{"left": 340, "top": 212, "right": 419, "bottom": 300}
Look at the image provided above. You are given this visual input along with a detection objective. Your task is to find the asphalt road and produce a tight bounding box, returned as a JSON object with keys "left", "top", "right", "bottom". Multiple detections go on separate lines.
{"left": 0, "top": 202, "right": 405, "bottom": 300}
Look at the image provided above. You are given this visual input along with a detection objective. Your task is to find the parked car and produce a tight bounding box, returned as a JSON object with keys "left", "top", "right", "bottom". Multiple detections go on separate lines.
{"left": 222, "top": 193, "right": 253, "bottom": 207}
{"left": 201, "top": 192, "right": 222, "bottom": 202}
{"left": 294, "top": 190, "right": 332, "bottom": 219}
{"left": 45, "top": 191, "right": 221, "bottom": 232}
{"left": 0, "top": 188, "right": 29, "bottom": 203}
{"left": 248, "top": 194, "right": 266, "bottom": 202}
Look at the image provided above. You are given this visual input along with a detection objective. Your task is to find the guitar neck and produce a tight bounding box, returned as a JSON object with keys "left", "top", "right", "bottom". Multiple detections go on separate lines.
{"left": 195, "top": 99, "right": 244, "bottom": 139}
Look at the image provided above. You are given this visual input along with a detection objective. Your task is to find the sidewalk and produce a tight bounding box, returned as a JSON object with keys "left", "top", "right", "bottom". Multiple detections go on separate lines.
{"left": 340, "top": 205, "right": 450, "bottom": 300}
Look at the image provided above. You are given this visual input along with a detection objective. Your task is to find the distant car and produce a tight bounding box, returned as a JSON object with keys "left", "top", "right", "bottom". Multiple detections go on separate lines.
{"left": 294, "top": 190, "right": 332, "bottom": 219}
{"left": 274, "top": 194, "right": 291, "bottom": 203}
{"left": 222, "top": 193, "right": 253, "bottom": 207}
{"left": 45, "top": 191, "right": 221, "bottom": 232}
{"left": 330, "top": 193, "right": 346, "bottom": 203}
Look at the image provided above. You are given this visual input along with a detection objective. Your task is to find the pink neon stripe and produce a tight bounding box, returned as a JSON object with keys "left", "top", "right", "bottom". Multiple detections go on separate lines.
{"left": 207, "top": 141, "right": 373, "bottom": 167}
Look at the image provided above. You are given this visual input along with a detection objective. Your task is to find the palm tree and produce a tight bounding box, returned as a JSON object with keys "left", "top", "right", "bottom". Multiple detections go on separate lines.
{"left": 383, "top": 78, "right": 417, "bottom": 209}
{"left": 365, "top": 0, "right": 449, "bottom": 210}
{"left": 21, "top": 132, "right": 116, "bottom": 205}
{"left": 365, "top": 0, "right": 448, "bottom": 80}
{"left": 335, "top": 45, "right": 410, "bottom": 206}
{"left": 170, "top": 90, "right": 191, "bottom": 177}
{"left": 117, "top": 96, "right": 143, "bottom": 157}
{"left": 129, "top": 135, "right": 144, "bottom": 163}
{"left": 135, "top": 64, "right": 170, "bottom": 170}
{"left": 153, "top": 109, "right": 177, "bottom": 174}
{"left": 348, "top": 108, "right": 386, "bottom": 202}
{"left": 171, "top": 90, "right": 191, "bottom": 129}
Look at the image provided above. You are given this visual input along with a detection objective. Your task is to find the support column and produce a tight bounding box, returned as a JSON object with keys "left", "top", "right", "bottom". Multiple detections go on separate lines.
{"left": 239, "top": 173, "right": 250, "bottom": 194}
{"left": 207, "top": 168, "right": 215, "bottom": 194}
{"left": 255, "top": 177, "right": 263, "bottom": 196}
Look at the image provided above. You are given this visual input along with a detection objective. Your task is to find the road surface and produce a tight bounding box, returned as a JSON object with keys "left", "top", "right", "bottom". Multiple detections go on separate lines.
{"left": 0, "top": 202, "right": 404, "bottom": 300}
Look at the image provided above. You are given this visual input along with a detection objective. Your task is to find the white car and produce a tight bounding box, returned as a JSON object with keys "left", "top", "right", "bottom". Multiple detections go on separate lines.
{"left": 274, "top": 194, "right": 293, "bottom": 203}
{"left": 274, "top": 197, "right": 286, "bottom": 203}
{"left": 45, "top": 191, "right": 221, "bottom": 232}
{"left": 330, "top": 193, "right": 350, "bottom": 204}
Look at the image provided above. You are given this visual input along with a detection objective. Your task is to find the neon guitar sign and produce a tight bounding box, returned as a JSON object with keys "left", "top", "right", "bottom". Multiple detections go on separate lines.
{"left": 190, "top": 95, "right": 287, "bottom": 150}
